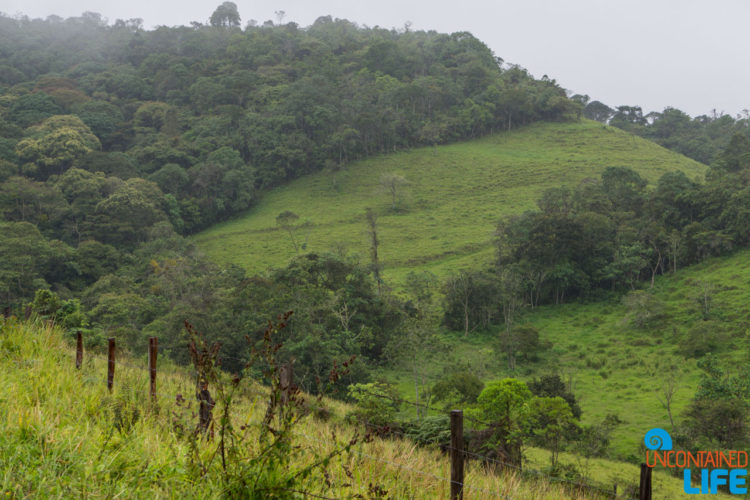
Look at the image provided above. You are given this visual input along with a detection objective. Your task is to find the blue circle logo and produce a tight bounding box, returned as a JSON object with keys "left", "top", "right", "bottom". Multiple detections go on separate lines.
{"left": 644, "top": 428, "right": 673, "bottom": 451}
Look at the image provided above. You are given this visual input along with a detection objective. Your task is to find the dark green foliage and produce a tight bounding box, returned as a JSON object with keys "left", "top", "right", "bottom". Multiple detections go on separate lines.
{"left": 680, "top": 355, "right": 750, "bottom": 449}
{"left": 0, "top": 11, "right": 581, "bottom": 317}
{"left": 600, "top": 102, "right": 750, "bottom": 165}
{"left": 209, "top": 2, "right": 241, "bottom": 28}
{"left": 678, "top": 320, "right": 723, "bottom": 359}
{"left": 0, "top": 159, "right": 18, "bottom": 182}
{"left": 7, "top": 92, "right": 62, "bottom": 128}
{"left": 608, "top": 106, "right": 646, "bottom": 134}
{"left": 29, "top": 289, "right": 61, "bottom": 318}
{"left": 87, "top": 178, "right": 168, "bottom": 247}
{"left": 0, "top": 176, "right": 67, "bottom": 229}
{"left": 431, "top": 370, "right": 484, "bottom": 409}
{"left": 601, "top": 166, "right": 647, "bottom": 215}
{"left": 148, "top": 163, "right": 189, "bottom": 196}
{"left": 0, "top": 221, "right": 54, "bottom": 304}
{"left": 72, "top": 100, "right": 125, "bottom": 148}
{"left": 501, "top": 324, "right": 546, "bottom": 364}
{"left": 573, "top": 414, "right": 621, "bottom": 459}
{"left": 0, "top": 138, "right": 19, "bottom": 164}
{"left": 226, "top": 253, "right": 400, "bottom": 393}
{"left": 347, "top": 382, "right": 401, "bottom": 426}
{"left": 403, "top": 415, "right": 450, "bottom": 448}
{"left": 583, "top": 100, "right": 614, "bottom": 122}
{"left": 442, "top": 270, "right": 500, "bottom": 333}
{"left": 74, "top": 240, "right": 120, "bottom": 285}
{"left": 483, "top": 136, "right": 750, "bottom": 314}
{"left": 76, "top": 151, "right": 139, "bottom": 179}
{"left": 717, "top": 134, "right": 750, "bottom": 172}
{"left": 0, "top": 10, "right": 577, "bottom": 198}
{"left": 528, "top": 374, "right": 581, "bottom": 420}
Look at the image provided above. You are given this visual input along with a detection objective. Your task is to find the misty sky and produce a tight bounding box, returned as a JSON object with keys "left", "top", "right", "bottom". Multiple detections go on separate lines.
{"left": 4, "top": 0, "right": 748, "bottom": 117}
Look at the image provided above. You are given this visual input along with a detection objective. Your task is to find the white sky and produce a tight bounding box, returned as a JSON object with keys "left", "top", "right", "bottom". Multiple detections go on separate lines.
{"left": 4, "top": 0, "right": 749, "bottom": 117}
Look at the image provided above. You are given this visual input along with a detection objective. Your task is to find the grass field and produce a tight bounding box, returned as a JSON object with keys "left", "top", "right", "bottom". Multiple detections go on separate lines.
{"left": 193, "top": 120, "right": 706, "bottom": 287}
{"left": 2, "top": 318, "right": 730, "bottom": 498}
{"left": 1, "top": 318, "right": 649, "bottom": 499}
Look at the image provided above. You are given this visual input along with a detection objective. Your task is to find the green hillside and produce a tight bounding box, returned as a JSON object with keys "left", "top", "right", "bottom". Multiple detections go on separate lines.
{"left": 193, "top": 120, "right": 706, "bottom": 285}
{"left": 382, "top": 246, "right": 750, "bottom": 462}
{"left": 2, "top": 266, "right": 743, "bottom": 498}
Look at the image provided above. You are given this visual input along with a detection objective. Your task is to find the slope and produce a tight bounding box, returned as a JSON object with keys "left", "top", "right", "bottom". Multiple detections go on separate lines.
{"left": 0, "top": 318, "right": 635, "bottom": 499}
{"left": 383, "top": 246, "right": 750, "bottom": 462}
{"left": 193, "top": 120, "right": 706, "bottom": 285}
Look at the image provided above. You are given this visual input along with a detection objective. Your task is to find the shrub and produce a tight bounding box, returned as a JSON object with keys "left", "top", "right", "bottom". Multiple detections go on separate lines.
{"left": 621, "top": 290, "right": 665, "bottom": 328}
{"left": 431, "top": 370, "right": 484, "bottom": 410}
{"left": 403, "top": 415, "right": 450, "bottom": 448}
{"left": 680, "top": 321, "right": 722, "bottom": 358}
{"left": 346, "top": 381, "right": 400, "bottom": 427}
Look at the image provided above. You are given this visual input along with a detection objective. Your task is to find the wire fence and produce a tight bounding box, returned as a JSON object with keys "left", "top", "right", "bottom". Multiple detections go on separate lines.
{"left": 297, "top": 429, "right": 515, "bottom": 499}
{"left": 61, "top": 328, "right": 643, "bottom": 499}
{"left": 355, "top": 402, "right": 632, "bottom": 500}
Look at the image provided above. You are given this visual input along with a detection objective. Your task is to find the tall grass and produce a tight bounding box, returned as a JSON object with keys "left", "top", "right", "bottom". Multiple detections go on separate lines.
{"left": 0, "top": 318, "right": 611, "bottom": 498}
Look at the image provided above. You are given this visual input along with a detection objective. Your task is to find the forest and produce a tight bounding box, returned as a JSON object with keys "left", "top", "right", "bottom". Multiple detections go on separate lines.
{"left": 0, "top": 6, "right": 580, "bottom": 380}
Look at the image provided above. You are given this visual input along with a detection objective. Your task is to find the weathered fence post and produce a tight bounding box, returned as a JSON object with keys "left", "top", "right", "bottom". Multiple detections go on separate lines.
{"left": 197, "top": 381, "right": 215, "bottom": 438}
{"left": 148, "top": 337, "right": 158, "bottom": 401}
{"left": 2, "top": 306, "right": 10, "bottom": 318}
{"left": 75, "top": 331, "right": 83, "bottom": 369}
{"left": 107, "top": 338, "right": 115, "bottom": 392}
{"left": 24, "top": 305, "right": 31, "bottom": 320}
{"left": 450, "top": 410, "right": 464, "bottom": 500}
{"left": 280, "top": 361, "right": 294, "bottom": 407}
{"left": 639, "top": 463, "right": 652, "bottom": 500}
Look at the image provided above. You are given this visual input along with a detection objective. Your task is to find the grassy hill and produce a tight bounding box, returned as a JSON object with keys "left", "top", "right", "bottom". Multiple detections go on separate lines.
{"left": 382, "top": 246, "right": 750, "bottom": 463}
{"left": 1, "top": 318, "right": 732, "bottom": 498}
{"left": 193, "top": 120, "right": 706, "bottom": 286}
{"left": 0, "top": 318, "right": 659, "bottom": 499}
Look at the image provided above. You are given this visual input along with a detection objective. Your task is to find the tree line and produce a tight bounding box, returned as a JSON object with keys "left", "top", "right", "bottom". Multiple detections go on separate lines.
{"left": 0, "top": 6, "right": 579, "bottom": 237}
{"left": 580, "top": 96, "right": 750, "bottom": 166}
{"left": 444, "top": 134, "right": 750, "bottom": 367}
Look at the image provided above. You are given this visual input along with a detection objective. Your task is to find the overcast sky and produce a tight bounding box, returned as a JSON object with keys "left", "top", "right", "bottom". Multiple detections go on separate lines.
{"left": 4, "top": 0, "right": 748, "bottom": 117}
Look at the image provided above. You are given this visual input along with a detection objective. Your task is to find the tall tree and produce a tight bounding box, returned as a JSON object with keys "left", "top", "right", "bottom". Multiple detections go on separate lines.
{"left": 365, "top": 208, "right": 382, "bottom": 294}
{"left": 210, "top": 2, "right": 241, "bottom": 28}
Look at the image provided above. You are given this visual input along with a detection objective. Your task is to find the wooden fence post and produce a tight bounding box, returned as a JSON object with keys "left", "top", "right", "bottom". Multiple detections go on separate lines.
{"left": 450, "top": 410, "right": 464, "bottom": 500}
{"left": 75, "top": 331, "right": 83, "bottom": 369}
{"left": 24, "top": 305, "right": 31, "bottom": 320}
{"left": 639, "top": 464, "right": 652, "bottom": 500}
{"left": 148, "top": 337, "right": 158, "bottom": 401}
{"left": 197, "top": 381, "right": 215, "bottom": 438}
{"left": 280, "top": 361, "right": 294, "bottom": 407}
{"left": 2, "top": 306, "right": 9, "bottom": 318}
{"left": 107, "top": 338, "right": 115, "bottom": 392}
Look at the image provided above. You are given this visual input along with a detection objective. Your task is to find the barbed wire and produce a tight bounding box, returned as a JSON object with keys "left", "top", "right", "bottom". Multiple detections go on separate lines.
{"left": 359, "top": 421, "right": 626, "bottom": 500}
{"left": 446, "top": 445, "right": 628, "bottom": 500}
{"left": 68, "top": 340, "right": 629, "bottom": 500}
{"left": 347, "top": 383, "right": 495, "bottom": 427}
{"left": 297, "top": 430, "right": 514, "bottom": 500}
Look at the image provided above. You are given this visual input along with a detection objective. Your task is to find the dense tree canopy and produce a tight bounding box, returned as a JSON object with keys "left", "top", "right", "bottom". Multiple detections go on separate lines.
{"left": 0, "top": 9, "right": 579, "bottom": 239}
{"left": 586, "top": 100, "right": 750, "bottom": 166}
